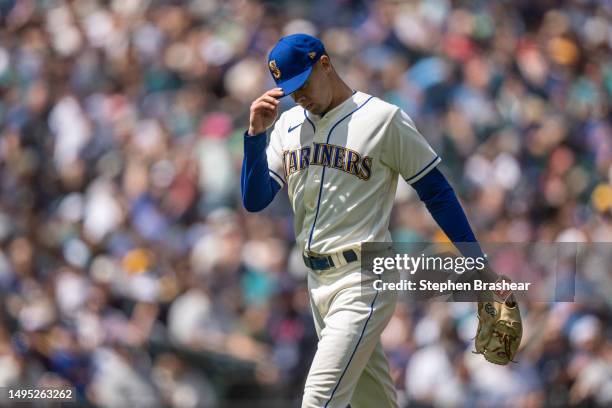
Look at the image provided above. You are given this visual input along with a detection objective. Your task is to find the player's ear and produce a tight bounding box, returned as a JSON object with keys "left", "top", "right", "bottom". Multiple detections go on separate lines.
{"left": 320, "top": 55, "right": 332, "bottom": 74}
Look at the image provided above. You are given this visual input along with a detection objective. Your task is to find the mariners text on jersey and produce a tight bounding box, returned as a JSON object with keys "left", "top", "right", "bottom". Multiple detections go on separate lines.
{"left": 283, "top": 143, "right": 373, "bottom": 180}
{"left": 264, "top": 91, "right": 441, "bottom": 254}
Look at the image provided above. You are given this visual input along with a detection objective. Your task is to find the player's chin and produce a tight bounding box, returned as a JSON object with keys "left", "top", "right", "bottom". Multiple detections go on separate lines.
{"left": 305, "top": 103, "right": 317, "bottom": 113}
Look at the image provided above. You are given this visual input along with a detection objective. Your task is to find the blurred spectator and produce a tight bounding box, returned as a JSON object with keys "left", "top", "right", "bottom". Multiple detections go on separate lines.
{"left": 0, "top": 0, "right": 610, "bottom": 406}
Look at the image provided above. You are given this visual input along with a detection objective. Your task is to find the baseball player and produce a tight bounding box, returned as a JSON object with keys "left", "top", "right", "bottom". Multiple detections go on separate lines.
{"left": 241, "top": 34, "right": 520, "bottom": 408}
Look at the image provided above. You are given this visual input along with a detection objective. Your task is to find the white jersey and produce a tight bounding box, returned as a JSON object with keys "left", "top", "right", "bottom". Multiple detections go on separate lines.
{"left": 265, "top": 91, "right": 440, "bottom": 255}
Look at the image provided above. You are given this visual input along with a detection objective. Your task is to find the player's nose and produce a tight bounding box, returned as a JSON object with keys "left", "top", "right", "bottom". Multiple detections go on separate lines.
{"left": 293, "top": 95, "right": 310, "bottom": 109}
{"left": 291, "top": 92, "right": 303, "bottom": 103}
{"left": 291, "top": 89, "right": 307, "bottom": 102}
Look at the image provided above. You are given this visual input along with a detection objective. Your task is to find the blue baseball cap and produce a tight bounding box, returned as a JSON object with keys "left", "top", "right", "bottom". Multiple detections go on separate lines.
{"left": 267, "top": 34, "right": 326, "bottom": 97}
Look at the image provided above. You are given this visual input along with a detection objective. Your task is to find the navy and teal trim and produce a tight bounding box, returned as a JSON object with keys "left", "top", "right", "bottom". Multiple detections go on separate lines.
{"left": 307, "top": 96, "right": 374, "bottom": 252}
{"left": 404, "top": 155, "right": 441, "bottom": 184}
{"left": 304, "top": 110, "right": 316, "bottom": 132}
{"left": 324, "top": 290, "right": 379, "bottom": 407}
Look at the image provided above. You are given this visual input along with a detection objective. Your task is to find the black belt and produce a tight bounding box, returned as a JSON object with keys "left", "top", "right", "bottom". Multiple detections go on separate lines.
{"left": 303, "top": 249, "right": 358, "bottom": 270}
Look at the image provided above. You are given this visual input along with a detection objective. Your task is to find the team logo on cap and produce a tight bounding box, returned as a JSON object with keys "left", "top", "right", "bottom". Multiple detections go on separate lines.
{"left": 269, "top": 60, "right": 281, "bottom": 79}
{"left": 308, "top": 52, "right": 316, "bottom": 59}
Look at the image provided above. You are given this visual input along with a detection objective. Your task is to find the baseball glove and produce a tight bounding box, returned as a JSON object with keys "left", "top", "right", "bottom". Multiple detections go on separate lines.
{"left": 473, "top": 276, "right": 523, "bottom": 365}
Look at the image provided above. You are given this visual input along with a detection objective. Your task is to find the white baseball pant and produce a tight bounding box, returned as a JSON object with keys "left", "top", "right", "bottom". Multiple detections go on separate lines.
{"left": 302, "top": 262, "right": 399, "bottom": 408}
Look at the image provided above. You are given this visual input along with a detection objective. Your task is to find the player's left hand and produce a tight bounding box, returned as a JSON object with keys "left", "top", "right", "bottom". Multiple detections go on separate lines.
{"left": 473, "top": 275, "right": 523, "bottom": 365}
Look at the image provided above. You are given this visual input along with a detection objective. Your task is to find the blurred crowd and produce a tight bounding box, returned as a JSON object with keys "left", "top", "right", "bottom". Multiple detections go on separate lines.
{"left": 0, "top": 0, "right": 611, "bottom": 407}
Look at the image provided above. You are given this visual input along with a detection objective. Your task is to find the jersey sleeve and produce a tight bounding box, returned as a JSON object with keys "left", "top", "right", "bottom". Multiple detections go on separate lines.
{"left": 266, "top": 125, "right": 286, "bottom": 188}
{"left": 381, "top": 108, "right": 441, "bottom": 184}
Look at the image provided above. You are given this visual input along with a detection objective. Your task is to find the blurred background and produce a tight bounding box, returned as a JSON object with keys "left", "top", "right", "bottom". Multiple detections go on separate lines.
{"left": 0, "top": 0, "right": 611, "bottom": 407}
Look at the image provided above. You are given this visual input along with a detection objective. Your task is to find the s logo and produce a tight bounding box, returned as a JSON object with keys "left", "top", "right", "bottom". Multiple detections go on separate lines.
{"left": 269, "top": 60, "right": 281, "bottom": 79}
{"left": 308, "top": 52, "right": 316, "bottom": 60}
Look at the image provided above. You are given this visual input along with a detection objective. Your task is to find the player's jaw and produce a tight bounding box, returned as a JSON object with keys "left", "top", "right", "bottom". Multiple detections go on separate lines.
{"left": 295, "top": 94, "right": 324, "bottom": 114}
{"left": 302, "top": 102, "right": 316, "bottom": 112}
{"left": 295, "top": 97, "right": 316, "bottom": 113}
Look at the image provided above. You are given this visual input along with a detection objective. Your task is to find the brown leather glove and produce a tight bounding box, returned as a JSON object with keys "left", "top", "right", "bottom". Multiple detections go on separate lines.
{"left": 473, "top": 276, "right": 523, "bottom": 365}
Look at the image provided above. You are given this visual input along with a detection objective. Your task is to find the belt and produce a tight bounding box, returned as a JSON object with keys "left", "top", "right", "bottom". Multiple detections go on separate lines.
{"left": 303, "top": 249, "right": 359, "bottom": 271}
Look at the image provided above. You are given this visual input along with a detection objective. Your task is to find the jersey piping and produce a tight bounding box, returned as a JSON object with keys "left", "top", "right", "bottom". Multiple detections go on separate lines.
{"left": 306, "top": 95, "right": 375, "bottom": 252}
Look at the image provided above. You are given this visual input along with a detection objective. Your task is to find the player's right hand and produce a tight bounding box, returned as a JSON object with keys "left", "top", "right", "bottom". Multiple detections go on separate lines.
{"left": 248, "top": 88, "right": 283, "bottom": 136}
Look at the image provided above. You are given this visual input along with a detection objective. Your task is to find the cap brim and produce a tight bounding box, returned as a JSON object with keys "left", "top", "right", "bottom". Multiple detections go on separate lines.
{"left": 276, "top": 66, "right": 313, "bottom": 97}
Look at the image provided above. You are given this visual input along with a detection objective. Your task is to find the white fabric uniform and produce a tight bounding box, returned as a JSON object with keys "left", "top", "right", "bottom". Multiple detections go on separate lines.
{"left": 265, "top": 91, "right": 440, "bottom": 407}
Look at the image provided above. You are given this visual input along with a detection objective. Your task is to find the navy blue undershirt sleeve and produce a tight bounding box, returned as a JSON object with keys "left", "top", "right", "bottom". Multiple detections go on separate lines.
{"left": 412, "top": 167, "right": 484, "bottom": 258}
{"left": 241, "top": 132, "right": 282, "bottom": 212}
